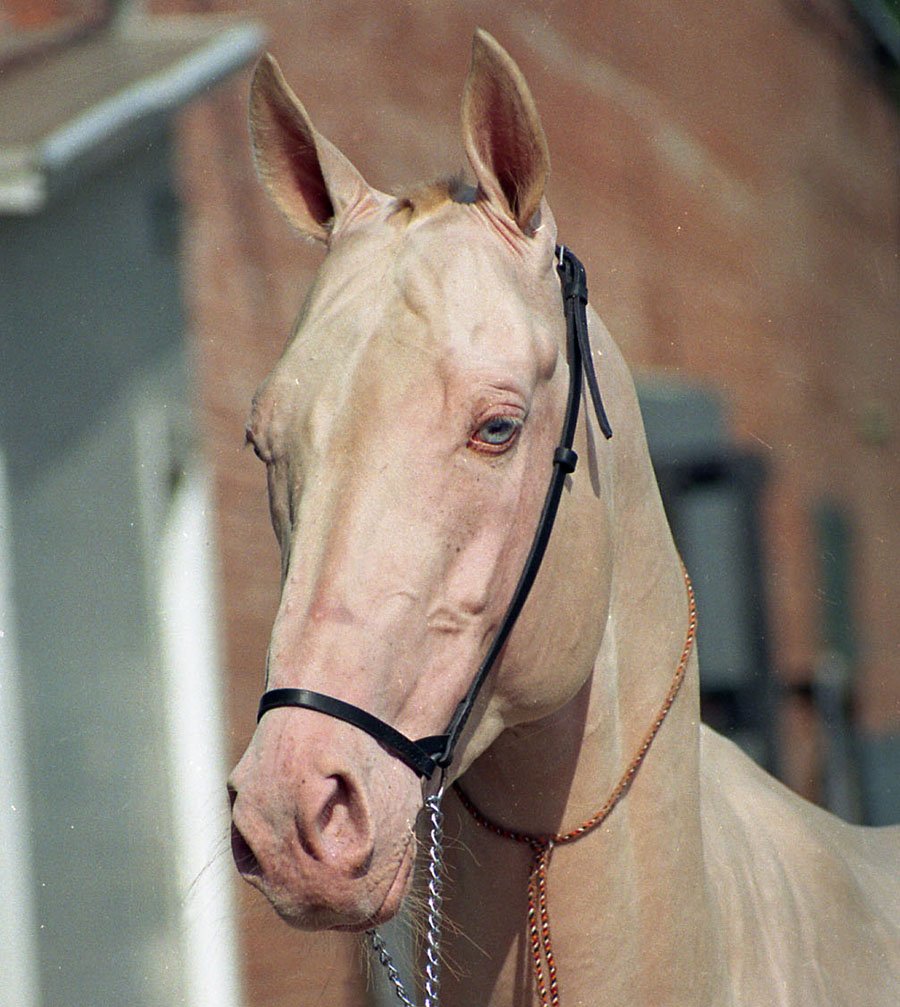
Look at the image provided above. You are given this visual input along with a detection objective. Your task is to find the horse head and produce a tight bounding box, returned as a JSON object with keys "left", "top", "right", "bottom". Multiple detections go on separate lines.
{"left": 228, "top": 30, "right": 619, "bottom": 933}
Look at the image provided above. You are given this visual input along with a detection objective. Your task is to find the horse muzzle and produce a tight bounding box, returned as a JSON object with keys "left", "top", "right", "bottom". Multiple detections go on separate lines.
{"left": 227, "top": 711, "right": 420, "bottom": 930}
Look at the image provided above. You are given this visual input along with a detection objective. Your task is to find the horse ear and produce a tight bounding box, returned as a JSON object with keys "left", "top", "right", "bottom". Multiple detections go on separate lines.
{"left": 461, "top": 29, "right": 550, "bottom": 234}
{"left": 249, "top": 54, "right": 376, "bottom": 242}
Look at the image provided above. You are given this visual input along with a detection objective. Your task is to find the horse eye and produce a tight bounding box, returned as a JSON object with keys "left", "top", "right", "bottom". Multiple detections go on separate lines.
{"left": 471, "top": 415, "right": 523, "bottom": 450}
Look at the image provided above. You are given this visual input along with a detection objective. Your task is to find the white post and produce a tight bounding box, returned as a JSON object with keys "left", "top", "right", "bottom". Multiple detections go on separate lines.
{"left": 157, "top": 463, "right": 244, "bottom": 1007}
{"left": 0, "top": 450, "right": 41, "bottom": 1007}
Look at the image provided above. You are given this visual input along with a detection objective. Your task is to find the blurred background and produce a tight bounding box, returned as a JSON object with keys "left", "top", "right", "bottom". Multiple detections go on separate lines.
{"left": 1, "top": 1, "right": 897, "bottom": 1004}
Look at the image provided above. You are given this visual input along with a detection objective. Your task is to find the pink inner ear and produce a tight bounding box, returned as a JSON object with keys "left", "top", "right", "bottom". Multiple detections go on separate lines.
{"left": 480, "top": 83, "right": 528, "bottom": 218}
{"left": 462, "top": 34, "right": 549, "bottom": 232}
{"left": 269, "top": 101, "right": 335, "bottom": 228}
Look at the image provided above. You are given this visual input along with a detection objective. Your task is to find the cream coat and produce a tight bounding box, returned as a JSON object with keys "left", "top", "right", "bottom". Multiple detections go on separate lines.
{"left": 229, "top": 30, "right": 900, "bottom": 1006}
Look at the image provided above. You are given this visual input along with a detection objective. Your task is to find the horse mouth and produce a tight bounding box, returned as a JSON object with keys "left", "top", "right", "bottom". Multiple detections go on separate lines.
{"left": 231, "top": 820, "right": 263, "bottom": 878}
{"left": 233, "top": 824, "right": 417, "bottom": 933}
{"left": 330, "top": 841, "right": 416, "bottom": 932}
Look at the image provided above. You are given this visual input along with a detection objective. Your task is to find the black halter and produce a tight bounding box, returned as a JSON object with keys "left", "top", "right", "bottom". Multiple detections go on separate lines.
{"left": 256, "top": 246, "right": 612, "bottom": 780}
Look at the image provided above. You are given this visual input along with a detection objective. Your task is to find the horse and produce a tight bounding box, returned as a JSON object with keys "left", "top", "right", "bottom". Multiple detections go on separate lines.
{"left": 228, "top": 29, "right": 900, "bottom": 1007}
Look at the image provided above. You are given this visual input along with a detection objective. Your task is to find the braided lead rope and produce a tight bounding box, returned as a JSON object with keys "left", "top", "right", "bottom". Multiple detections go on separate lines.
{"left": 369, "top": 784, "right": 446, "bottom": 1007}
{"left": 455, "top": 567, "right": 697, "bottom": 1006}
{"left": 530, "top": 842, "right": 558, "bottom": 1005}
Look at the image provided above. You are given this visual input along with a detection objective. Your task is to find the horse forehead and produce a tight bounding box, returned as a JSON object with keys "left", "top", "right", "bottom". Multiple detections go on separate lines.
{"left": 258, "top": 210, "right": 557, "bottom": 439}
{"left": 317, "top": 225, "right": 539, "bottom": 346}
{"left": 395, "top": 215, "right": 542, "bottom": 328}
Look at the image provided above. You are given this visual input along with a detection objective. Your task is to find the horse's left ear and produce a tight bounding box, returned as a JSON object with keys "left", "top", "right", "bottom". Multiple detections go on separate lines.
{"left": 461, "top": 29, "right": 550, "bottom": 235}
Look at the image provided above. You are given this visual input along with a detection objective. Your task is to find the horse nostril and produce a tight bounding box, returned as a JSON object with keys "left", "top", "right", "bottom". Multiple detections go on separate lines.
{"left": 231, "top": 821, "right": 262, "bottom": 877}
{"left": 305, "top": 774, "right": 373, "bottom": 876}
{"left": 318, "top": 775, "right": 346, "bottom": 833}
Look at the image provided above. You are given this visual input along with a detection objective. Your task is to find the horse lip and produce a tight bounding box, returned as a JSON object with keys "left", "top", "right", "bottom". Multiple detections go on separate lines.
{"left": 240, "top": 825, "right": 417, "bottom": 932}
{"left": 329, "top": 839, "right": 416, "bottom": 932}
{"left": 231, "top": 820, "right": 263, "bottom": 879}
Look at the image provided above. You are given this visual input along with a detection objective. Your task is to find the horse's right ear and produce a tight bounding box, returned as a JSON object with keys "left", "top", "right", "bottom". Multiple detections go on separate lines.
{"left": 249, "top": 54, "right": 377, "bottom": 242}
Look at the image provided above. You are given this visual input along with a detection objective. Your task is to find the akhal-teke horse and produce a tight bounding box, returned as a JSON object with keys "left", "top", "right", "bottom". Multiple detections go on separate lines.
{"left": 228, "top": 29, "right": 900, "bottom": 1007}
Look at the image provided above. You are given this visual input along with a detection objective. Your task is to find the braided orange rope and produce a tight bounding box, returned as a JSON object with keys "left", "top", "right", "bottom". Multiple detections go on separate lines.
{"left": 454, "top": 567, "right": 697, "bottom": 1006}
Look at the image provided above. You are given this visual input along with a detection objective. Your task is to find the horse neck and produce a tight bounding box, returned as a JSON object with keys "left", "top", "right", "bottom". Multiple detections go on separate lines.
{"left": 447, "top": 324, "right": 724, "bottom": 1003}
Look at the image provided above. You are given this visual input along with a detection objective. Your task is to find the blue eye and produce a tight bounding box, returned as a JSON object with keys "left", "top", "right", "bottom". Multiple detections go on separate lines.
{"left": 471, "top": 415, "right": 522, "bottom": 451}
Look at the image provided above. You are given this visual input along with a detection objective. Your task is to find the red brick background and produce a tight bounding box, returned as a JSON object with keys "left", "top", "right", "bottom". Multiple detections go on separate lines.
{"left": 164, "top": 2, "right": 898, "bottom": 1003}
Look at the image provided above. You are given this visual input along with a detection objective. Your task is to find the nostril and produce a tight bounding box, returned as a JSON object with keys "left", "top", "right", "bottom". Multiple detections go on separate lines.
{"left": 231, "top": 821, "right": 261, "bottom": 878}
{"left": 227, "top": 780, "right": 238, "bottom": 810}
{"left": 317, "top": 775, "right": 346, "bottom": 834}
{"left": 304, "top": 774, "right": 373, "bottom": 876}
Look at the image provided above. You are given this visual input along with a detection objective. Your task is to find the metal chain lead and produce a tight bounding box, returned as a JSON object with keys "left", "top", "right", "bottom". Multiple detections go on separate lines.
{"left": 421, "top": 786, "right": 445, "bottom": 1006}
{"left": 368, "top": 785, "right": 446, "bottom": 1007}
{"left": 369, "top": 929, "right": 417, "bottom": 1007}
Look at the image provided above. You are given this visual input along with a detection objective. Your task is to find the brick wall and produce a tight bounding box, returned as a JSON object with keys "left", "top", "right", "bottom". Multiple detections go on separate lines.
{"left": 169, "top": 2, "right": 899, "bottom": 1003}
